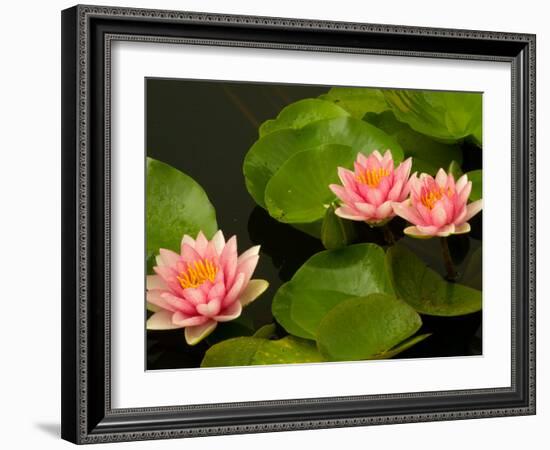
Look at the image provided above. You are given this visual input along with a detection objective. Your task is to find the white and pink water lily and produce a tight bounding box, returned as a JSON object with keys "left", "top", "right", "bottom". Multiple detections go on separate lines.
{"left": 392, "top": 169, "right": 483, "bottom": 238}
{"left": 329, "top": 150, "right": 412, "bottom": 226}
{"left": 147, "top": 230, "right": 269, "bottom": 345}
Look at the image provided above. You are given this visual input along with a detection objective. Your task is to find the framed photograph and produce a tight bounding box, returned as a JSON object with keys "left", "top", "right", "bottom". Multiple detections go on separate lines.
{"left": 61, "top": 4, "right": 536, "bottom": 444}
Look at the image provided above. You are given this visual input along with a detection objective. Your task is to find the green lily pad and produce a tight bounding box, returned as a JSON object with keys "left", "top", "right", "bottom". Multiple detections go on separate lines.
{"left": 319, "top": 87, "right": 389, "bottom": 119}
{"left": 467, "top": 170, "right": 482, "bottom": 201}
{"left": 321, "top": 204, "right": 357, "bottom": 250}
{"left": 272, "top": 243, "right": 395, "bottom": 339}
{"left": 253, "top": 323, "right": 277, "bottom": 339}
{"left": 259, "top": 98, "right": 350, "bottom": 137}
{"left": 363, "top": 110, "right": 463, "bottom": 175}
{"left": 201, "top": 336, "right": 324, "bottom": 367}
{"left": 264, "top": 144, "right": 356, "bottom": 224}
{"left": 387, "top": 244, "right": 482, "bottom": 316}
{"left": 243, "top": 116, "right": 404, "bottom": 208}
{"left": 146, "top": 158, "right": 217, "bottom": 272}
{"left": 383, "top": 89, "right": 482, "bottom": 143}
{"left": 316, "top": 294, "right": 422, "bottom": 361}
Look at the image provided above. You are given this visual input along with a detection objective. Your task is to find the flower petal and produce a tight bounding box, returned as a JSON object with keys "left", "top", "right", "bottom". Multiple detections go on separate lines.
{"left": 454, "top": 222, "right": 471, "bottom": 234}
{"left": 211, "top": 230, "right": 226, "bottom": 255}
{"left": 214, "top": 301, "right": 243, "bottom": 322}
{"left": 147, "top": 302, "right": 161, "bottom": 312}
{"left": 464, "top": 199, "right": 483, "bottom": 222}
{"left": 147, "top": 275, "right": 167, "bottom": 290}
{"left": 237, "top": 245, "right": 261, "bottom": 264}
{"left": 455, "top": 174, "right": 469, "bottom": 193}
{"left": 435, "top": 169, "right": 448, "bottom": 187}
{"left": 375, "top": 201, "right": 394, "bottom": 220}
{"left": 403, "top": 226, "right": 435, "bottom": 239}
{"left": 194, "top": 231, "right": 209, "bottom": 257}
{"left": 222, "top": 272, "right": 245, "bottom": 307}
{"left": 147, "top": 310, "right": 183, "bottom": 330}
{"left": 354, "top": 202, "right": 376, "bottom": 217}
{"left": 156, "top": 248, "right": 181, "bottom": 267}
{"left": 334, "top": 206, "right": 365, "bottom": 221}
{"left": 172, "top": 311, "right": 210, "bottom": 327}
{"left": 147, "top": 290, "right": 176, "bottom": 312}
{"left": 185, "top": 320, "right": 217, "bottom": 345}
{"left": 238, "top": 279, "right": 269, "bottom": 307}
{"left": 195, "top": 298, "right": 222, "bottom": 317}
{"left": 435, "top": 224, "right": 455, "bottom": 237}
{"left": 392, "top": 201, "right": 423, "bottom": 225}
{"left": 182, "top": 287, "right": 207, "bottom": 305}
{"left": 431, "top": 203, "right": 448, "bottom": 228}
{"left": 180, "top": 234, "right": 195, "bottom": 253}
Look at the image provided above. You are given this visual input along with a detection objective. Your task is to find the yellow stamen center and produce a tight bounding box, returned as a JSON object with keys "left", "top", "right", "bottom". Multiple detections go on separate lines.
{"left": 356, "top": 168, "right": 390, "bottom": 187}
{"left": 177, "top": 259, "right": 218, "bottom": 289}
{"left": 421, "top": 187, "right": 454, "bottom": 209}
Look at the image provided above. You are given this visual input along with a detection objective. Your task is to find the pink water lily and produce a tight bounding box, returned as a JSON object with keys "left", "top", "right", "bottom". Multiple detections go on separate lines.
{"left": 329, "top": 150, "right": 412, "bottom": 226}
{"left": 146, "top": 230, "right": 269, "bottom": 345}
{"left": 393, "top": 169, "right": 483, "bottom": 238}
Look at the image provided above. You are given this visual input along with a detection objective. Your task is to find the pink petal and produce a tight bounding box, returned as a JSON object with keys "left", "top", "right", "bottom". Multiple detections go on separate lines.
{"left": 403, "top": 226, "right": 434, "bottom": 239}
{"left": 222, "top": 272, "right": 245, "bottom": 307}
{"left": 214, "top": 301, "right": 243, "bottom": 322}
{"left": 237, "top": 245, "right": 261, "bottom": 264}
{"left": 458, "top": 181, "right": 473, "bottom": 204}
{"left": 156, "top": 248, "right": 181, "bottom": 267}
{"left": 356, "top": 152, "right": 369, "bottom": 167}
{"left": 387, "top": 179, "right": 404, "bottom": 201}
{"left": 435, "top": 224, "right": 456, "bottom": 237}
{"left": 364, "top": 186, "right": 384, "bottom": 206}
{"left": 435, "top": 169, "right": 448, "bottom": 187}
{"left": 236, "top": 254, "right": 259, "bottom": 288}
{"left": 329, "top": 183, "right": 363, "bottom": 204}
{"left": 392, "top": 201, "right": 423, "bottom": 225}
{"left": 161, "top": 292, "right": 196, "bottom": 314}
{"left": 180, "top": 243, "right": 203, "bottom": 266}
{"left": 194, "top": 231, "right": 209, "bottom": 257}
{"left": 147, "top": 302, "right": 160, "bottom": 313}
{"left": 182, "top": 287, "right": 207, "bottom": 305}
{"left": 219, "top": 236, "right": 238, "bottom": 285}
{"left": 416, "top": 225, "right": 440, "bottom": 236}
{"left": 354, "top": 202, "right": 376, "bottom": 217}
{"left": 195, "top": 298, "right": 222, "bottom": 317}
{"left": 334, "top": 206, "right": 365, "bottom": 221}
{"left": 455, "top": 174, "right": 469, "bottom": 193}
{"left": 431, "top": 203, "right": 448, "bottom": 228}
{"left": 172, "top": 311, "right": 210, "bottom": 327}
{"left": 208, "top": 281, "right": 226, "bottom": 300}
{"left": 464, "top": 199, "right": 483, "bottom": 222}
{"left": 185, "top": 320, "right": 218, "bottom": 345}
{"left": 180, "top": 234, "right": 195, "bottom": 253}
{"left": 147, "top": 275, "right": 167, "bottom": 290}
{"left": 147, "top": 311, "right": 183, "bottom": 330}
{"left": 375, "top": 201, "right": 394, "bottom": 220}
{"left": 238, "top": 279, "right": 269, "bottom": 307}
{"left": 395, "top": 157, "right": 412, "bottom": 180}
{"left": 211, "top": 230, "right": 226, "bottom": 255}
{"left": 337, "top": 167, "right": 356, "bottom": 189}
{"left": 370, "top": 150, "right": 383, "bottom": 163}
{"left": 147, "top": 290, "right": 176, "bottom": 312}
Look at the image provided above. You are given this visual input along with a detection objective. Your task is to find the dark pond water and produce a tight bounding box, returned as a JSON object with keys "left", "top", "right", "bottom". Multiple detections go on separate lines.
{"left": 146, "top": 78, "right": 482, "bottom": 370}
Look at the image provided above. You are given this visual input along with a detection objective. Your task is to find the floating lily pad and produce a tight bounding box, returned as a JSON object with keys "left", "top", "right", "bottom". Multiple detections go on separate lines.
{"left": 272, "top": 243, "right": 394, "bottom": 339}
{"left": 243, "top": 116, "right": 404, "bottom": 208}
{"left": 363, "top": 110, "right": 463, "bottom": 175}
{"left": 319, "top": 87, "right": 389, "bottom": 118}
{"left": 146, "top": 158, "right": 217, "bottom": 272}
{"left": 467, "top": 170, "right": 482, "bottom": 201}
{"left": 259, "top": 98, "right": 350, "bottom": 137}
{"left": 201, "top": 336, "right": 324, "bottom": 367}
{"left": 372, "top": 333, "right": 432, "bottom": 359}
{"left": 316, "top": 294, "right": 422, "bottom": 361}
{"left": 387, "top": 245, "right": 482, "bottom": 316}
{"left": 383, "top": 90, "right": 482, "bottom": 143}
{"left": 265, "top": 144, "right": 356, "bottom": 224}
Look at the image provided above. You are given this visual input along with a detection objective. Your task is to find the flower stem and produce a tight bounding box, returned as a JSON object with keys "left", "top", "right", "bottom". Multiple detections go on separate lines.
{"left": 440, "top": 237, "right": 457, "bottom": 281}
{"left": 382, "top": 224, "right": 395, "bottom": 245}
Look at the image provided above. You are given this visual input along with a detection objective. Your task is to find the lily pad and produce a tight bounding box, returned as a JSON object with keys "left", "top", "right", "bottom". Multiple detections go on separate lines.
{"left": 319, "top": 87, "right": 389, "bottom": 118}
{"left": 201, "top": 336, "right": 324, "bottom": 367}
{"left": 321, "top": 204, "right": 357, "bottom": 250}
{"left": 146, "top": 158, "right": 217, "bottom": 272}
{"left": 316, "top": 294, "right": 422, "bottom": 361}
{"left": 383, "top": 89, "right": 482, "bottom": 143}
{"left": 243, "top": 116, "right": 404, "bottom": 208}
{"left": 363, "top": 110, "right": 463, "bottom": 175}
{"left": 259, "top": 98, "right": 350, "bottom": 137}
{"left": 467, "top": 170, "right": 482, "bottom": 201}
{"left": 265, "top": 144, "right": 356, "bottom": 224}
{"left": 387, "top": 244, "right": 482, "bottom": 316}
{"left": 372, "top": 333, "right": 432, "bottom": 359}
{"left": 272, "top": 243, "right": 394, "bottom": 338}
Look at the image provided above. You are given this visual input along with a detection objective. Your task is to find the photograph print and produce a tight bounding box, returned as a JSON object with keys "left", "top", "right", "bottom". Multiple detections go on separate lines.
{"left": 145, "top": 79, "right": 483, "bottom": 370}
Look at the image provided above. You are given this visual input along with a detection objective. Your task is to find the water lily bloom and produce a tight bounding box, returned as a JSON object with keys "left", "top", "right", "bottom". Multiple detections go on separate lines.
{"left": 146, "top": 230, "right": 269, "bottom": 345}
{"left": 329, "top": 150, "right": 412, "bottom": 226}
{"left": 392, "top": 169, "right": 483, "bottom": 238}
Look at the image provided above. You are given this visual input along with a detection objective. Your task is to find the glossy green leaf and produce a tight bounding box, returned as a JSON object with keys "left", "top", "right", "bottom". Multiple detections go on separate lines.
{"left": 321, "top": 204, "right": 357, "bottom": 249}
{"left": 265, "top": 144, "right": 356, "bottom": 224}
{"left": 316, "top": 294, "right": 422, "bottom": 361}
{"left": 243, "top": 116, "right": 404, "bottom": 208}
{"left": 363, "top": 110, "right": 463, "bottom": 175}
{"left": 201, "top": 336, "right": 324, "bottom": 367}
{"left": 146, "top": 158, "right": 217, "bottom": 271}
{"left": 319, "top": 87, "right": 389, "bottom": 118}
{"left": 467, "top": 169, "right": 482, "bottom": 201}
{"left": 383, "top": 90, "right": 482, "bottom": 143}
{"left": 259, "top": 98, "right": 350, "bottom": 137}
{"left": 272, "top": 243, "right": 395, "bottom": 338}
{"left": 387, "top": 244, "right": 482, "bottom": 316}
{"left": 253, "top": 323, "right": 277, "bottom": 339}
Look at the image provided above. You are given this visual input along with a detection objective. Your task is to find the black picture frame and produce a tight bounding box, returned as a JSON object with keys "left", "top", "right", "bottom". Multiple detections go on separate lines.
{"left": 61, "top": 4, "right": 536, "bottom": 444}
